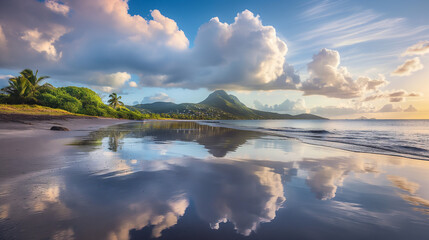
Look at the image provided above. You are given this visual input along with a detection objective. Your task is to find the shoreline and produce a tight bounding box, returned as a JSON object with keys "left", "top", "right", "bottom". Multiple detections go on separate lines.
{"left": 1, "top": 116, "right": 427, "bottom": 181}
{"left": 198, "top": 119, "right": 429, "bottom": 162}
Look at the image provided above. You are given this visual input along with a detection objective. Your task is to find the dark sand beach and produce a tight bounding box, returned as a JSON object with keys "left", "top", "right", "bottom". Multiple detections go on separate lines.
{"left": 0, "top": 115, "right": 133, "bottom": 180}
{"left": 1, "top": 120, "right": 428, "bottom": 240}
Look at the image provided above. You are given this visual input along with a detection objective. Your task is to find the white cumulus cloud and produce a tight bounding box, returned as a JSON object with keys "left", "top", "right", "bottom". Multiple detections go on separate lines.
{"left": 128, "top": 81, "right": 137, "bottom": 88}
{"left": 301, "top": 48, "right": 386, "bottom": 98}
{"left": 21, "top": 26, "right": 68, "bottom": 61}
{"left": 45, "top": 0, "right": 70, "bottom": 16}
{"left": 141, "top": 10, "right": 301, "bottom": 90}
{"left": 189, "top": 10, "right": 299, "bottom": 90}
{"left": 254, "top": 99, "right": 306, "bottom": 115}
{"left": 91, "top": 72, "right": 131, "bottom": 92}
{"left": 0, "top": 2, "right": 300, "bottom": 92}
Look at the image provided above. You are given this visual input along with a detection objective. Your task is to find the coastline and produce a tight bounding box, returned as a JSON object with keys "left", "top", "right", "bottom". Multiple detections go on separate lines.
{"left": 199, "top": 119, "right": 429, "bottom": 161}
{"left": 0, "top": 115, "right": 136, "bottom": 180}
{"left": 2, "top": 116, "right": 428, "bottom": 182}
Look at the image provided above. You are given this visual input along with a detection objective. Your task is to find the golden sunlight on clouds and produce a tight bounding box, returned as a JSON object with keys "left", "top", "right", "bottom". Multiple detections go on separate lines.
{"left": 403, "top": 40, "right": 429, "bottom": 56}
{"left": 21, "top": 26, "right": 68, "bottom": 61}
{"left": 45, "top": 0, "right": 70, "bottom": 16}
{"left": 392, "top": 57, "right": 424, "bottom": 76}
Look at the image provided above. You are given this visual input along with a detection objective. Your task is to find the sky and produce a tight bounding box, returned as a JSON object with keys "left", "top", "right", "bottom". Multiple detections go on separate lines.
{"left": 0, "top": 0, "right": 428, "bottom": 119}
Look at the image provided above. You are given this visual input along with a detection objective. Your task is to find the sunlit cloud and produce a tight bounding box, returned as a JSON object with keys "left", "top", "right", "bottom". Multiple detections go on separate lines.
{"left": 0, "top": 0, "right": 301, "bottom": 92}
{"left": 21, "top": 26, "right": 68, "bottom": 61}
{"left": 148, "top": 10, "right": 301, "bottom": 90}
{"left": 301, "top": 48, "right": 386, "bottom": 98}
{"left": 254, "top": 98, "right": 307, "bottom": 114}
{"left": 377, "top": 104, "right": 403, "bottom": 112}
{"left": 91, "top": 72, "right": 132, "bottom": 93}
{"left": 404, "top": 105, "right": 418, "bottom": 112}
{"left": 391, "top": 57, "right": 424, "bottom": 76}
{"left": 45, "top": 0, "right": 70, "bottom": 16}
{"left": 363, "top": 90, "right": 422, "bottom": 102}
{"left": 402, "top": 40, "right": 429, "bottom": 56}
{"left": 128, "top": 81, "right": 137, "bottom": 88}
{"left": 0, "top": 0, "right": 427, "bottom": 107}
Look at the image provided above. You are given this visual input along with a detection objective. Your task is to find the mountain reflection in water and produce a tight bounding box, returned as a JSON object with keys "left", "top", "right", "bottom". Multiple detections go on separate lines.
{"left": 0, "top": 121, "right": 428, "bottom": 240}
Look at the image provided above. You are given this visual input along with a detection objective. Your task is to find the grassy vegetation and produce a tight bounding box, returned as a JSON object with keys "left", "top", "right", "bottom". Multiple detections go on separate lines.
{"left": 0, "top": 69, "right": 149, "bottom": 120}
{"left": 0, "top": 104, "right": 80, "bottom": 116}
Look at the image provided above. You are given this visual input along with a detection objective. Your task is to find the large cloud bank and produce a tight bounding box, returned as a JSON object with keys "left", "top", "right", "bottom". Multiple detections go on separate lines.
{"left": 0, "top": 0, "right": 423, "bottom": 114}
{"left": 0, "top": 0, "right": 299, "bottom": 92}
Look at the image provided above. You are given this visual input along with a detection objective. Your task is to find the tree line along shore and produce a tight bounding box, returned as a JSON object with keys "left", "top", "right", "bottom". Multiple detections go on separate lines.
{"left": 0, "top": 69, "right": 192, "bottom": 120}
{"left": 1, "top": 69, "right": 325, "bottom": 121}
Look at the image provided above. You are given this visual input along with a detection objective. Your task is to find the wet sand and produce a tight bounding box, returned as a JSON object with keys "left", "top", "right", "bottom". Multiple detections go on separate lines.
{"left": 0, "top": 116, "right": 134, "bottom": 180}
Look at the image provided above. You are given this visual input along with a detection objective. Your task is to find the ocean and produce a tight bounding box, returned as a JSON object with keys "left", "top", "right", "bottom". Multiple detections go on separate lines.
{"left": 201, "top": 119, "right": 429, "bottom": 160}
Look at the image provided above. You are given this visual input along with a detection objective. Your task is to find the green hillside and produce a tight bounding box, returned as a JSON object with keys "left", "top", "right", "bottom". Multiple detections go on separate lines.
{"left": 131, "top": 90, "right": 326, "bottom": 120}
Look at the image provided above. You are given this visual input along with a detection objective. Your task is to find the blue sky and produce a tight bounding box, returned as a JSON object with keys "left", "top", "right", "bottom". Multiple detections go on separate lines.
{"left": 0, "top": 0, "right": 428, "bottom": 118}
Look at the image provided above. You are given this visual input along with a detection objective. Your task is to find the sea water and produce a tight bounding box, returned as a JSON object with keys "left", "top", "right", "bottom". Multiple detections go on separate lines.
{"left": 201, "top": 119, "right": 429, "bottom": 160}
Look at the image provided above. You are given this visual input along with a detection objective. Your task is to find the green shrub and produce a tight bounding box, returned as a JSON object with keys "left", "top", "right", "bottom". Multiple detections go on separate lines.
{"left": 82, "top": 105, "right": 99, "bottom": 116}
{"left": 62, "top": 101, "right": 81, "bottom": 113}
{"left": 38, "top": 93, "right": 59, "bottom": 108}
{"left": 18, "top": 85, "right": 148, "bottom": 120}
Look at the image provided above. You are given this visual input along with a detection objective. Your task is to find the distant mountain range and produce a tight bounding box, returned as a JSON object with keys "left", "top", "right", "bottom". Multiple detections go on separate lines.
{"left": 130, "top": 90, "right": 326, "bottom": 120}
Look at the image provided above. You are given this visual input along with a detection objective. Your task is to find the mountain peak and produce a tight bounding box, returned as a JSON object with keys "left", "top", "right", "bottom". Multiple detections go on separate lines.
{"left": 132, "top": 89, "right": 326, "bottom": 120}
{"left": 199, "top": 90, "right": 255, "bottom": 117}
{"left": 200, "top": 90, "right": 241, "bottom": 106}
{"left": 210, "top": 89, "right": 229, "bottom": 97}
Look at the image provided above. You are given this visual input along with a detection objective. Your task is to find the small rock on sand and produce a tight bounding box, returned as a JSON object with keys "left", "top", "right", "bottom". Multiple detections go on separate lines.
{"left": 50, "top": 126, "right": 70, "bottom": 131}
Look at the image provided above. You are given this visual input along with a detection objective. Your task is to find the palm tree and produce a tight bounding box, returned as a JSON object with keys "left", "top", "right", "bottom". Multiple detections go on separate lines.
{"left": 19, "top": 69, "right": 53, "bottom": 92}
{"left": 1, "top": 69, "right": 53, "bottom": 104}
{"left": 108, "top": 93, "right": 124, "bottom": 109}
{"left": 1, "top": 76, "right": 36, "bottom": 103}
